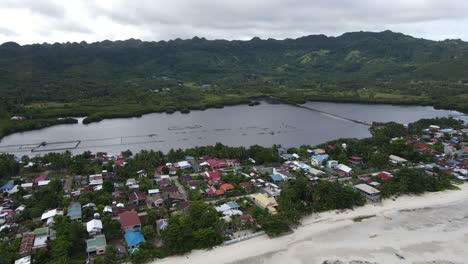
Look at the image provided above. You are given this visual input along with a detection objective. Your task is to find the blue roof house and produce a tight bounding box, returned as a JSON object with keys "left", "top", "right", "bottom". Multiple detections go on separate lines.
{"left": 277, "top": 147, "right": 287, "bottom": 155}
{"left": 0, "top": 183, "right": 14, "bottom": 192}
{"left": 67, "top": 202, "right": 82, "bottom": 221}
{"left": 226, "top": 201, "right": 240, "bottom": 210}
{"left": 270, "top": 174, "right": 284, "bottom": 183}
{"left": 185, "top": 155, "right": 195, "bottom": 161}
{"left": 124, "top": 231, "right": 145, "bottom": 252}
{"left": 311, "top": 154, "right": 329, "bottom": 166}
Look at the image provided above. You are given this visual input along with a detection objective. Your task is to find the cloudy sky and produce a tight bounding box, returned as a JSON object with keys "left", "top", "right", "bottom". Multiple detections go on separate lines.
{"left": 1, "top": 0, "right": 467, "bottom": 44}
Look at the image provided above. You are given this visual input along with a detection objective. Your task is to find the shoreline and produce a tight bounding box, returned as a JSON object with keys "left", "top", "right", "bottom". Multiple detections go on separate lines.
{"left": 154, "top": 183, "right": 468, "bottom": 264}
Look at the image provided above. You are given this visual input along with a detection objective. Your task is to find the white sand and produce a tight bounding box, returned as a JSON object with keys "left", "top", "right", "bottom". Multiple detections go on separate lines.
{"left": 155, "top": 184, "right": 468, "bottom": 264}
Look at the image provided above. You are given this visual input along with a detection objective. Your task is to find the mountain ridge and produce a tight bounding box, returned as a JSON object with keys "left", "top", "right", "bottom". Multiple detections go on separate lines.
{"left": 0, "top": 30, "right": 467, "bottom": 138}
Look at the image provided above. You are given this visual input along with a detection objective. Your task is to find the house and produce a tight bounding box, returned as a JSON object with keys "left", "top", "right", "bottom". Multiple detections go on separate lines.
{"left": 376, "top": 172, "right": 393, "bottom": 181}
{"left": 308, "top": 168, "right": 325, "bottom": 177}
{"left": 86, "top": 235, "right": 107, "bottom": 255}
{"left": 219, "top": 183, "right": 235, "bottom": 192}
{"left": 119, "top": 211, "right": 141, "bottom": 233}
{"left": 215, "top": 189, "right": 225, "bottom": 196}
{"left": 277, "top": 147, "right": 288, "bottom": 155}
{"left": 15, "top": 256, "right": 31, "bottom": 264}
{"left": 270, "top": 174, "right": 284, "bottom": 183}
{"left": 187, "top": 180, "right": 202, "bottom": 189}
{"left": 114, "top": 159, "right": 126, "bottom": 167}
{"left": 326, "top": 160, "right": 339, "bottom": 168}
{"left": 280, "top": 153, "right": 299, "bottom": 161}
{"left": 33, "top": 175, "right": 48, "bottom": 183}
{"left": 67, "top": 202, "right": 82, "bottom": 221}
{"left": 215, "top": 201, "right": 242, "bottom": 216}
{"left": 32, "top": 227, "right": 49, "bottom": 250}
{"left": 207, "top": 159, "right": 227, "bottom": 169}
{"left": 311, "top": 154, "right": 329, "bottom": 166}
{"left": 205, "top": 170, "right": 220, "bottom": 184}
{"left": 41, "top": 209, "right": 63, "bottom": 224}
{"left": 124, "top": 231, "right": 145, "bottom": 253}
{"left": 158, "top": 178, "right": 172, "bottom": 187}
{"left": 148, "top": 194, "right": 164, "bottom": 207}
{"left": 0, "top": 183, "right": 14, "bottom": 193}
{"left": 112, "top": 191, "right": 125, "bottom": 200}
{"left": 389, "top": 155, "right": 408, "bottom": 165}
{"left": 86, "top": 219, "right": 103, "bottom": 236}
{"left": 128, "top": 192, "right": 148, "bottom": 205}
{"left": 148, "top": 189, "right": 160, "bottom": 195}
{"left": 335, "top": 164, "right": 353, "bottom": 176}
{"left": 348, "top": 156, "right": 363, "bottom": 165}
{"left": 312, "top": 148, "right": 327, "bottom": 155}
{"left": 37, "top": 180, "right": 51, "bottom": 188}
{"left": 19, "top": 233, "right": 35, "bottom": 256}
{"left": 354, "top": 184, "right": 381, "bottom": 203}
{"left": 251, "top": 193, "right": 278, "bottom": 214}
{"left": 161, "top": 186, "right": 178, "bottom": 194}
{"left": 20, "top": 183, "right": 33, "bottom": 192}
{"left": 176, "top": 161, "right": 191, "bottom": 170}
{"left": 89, "top": 174, "right": 103, "bottom": 186}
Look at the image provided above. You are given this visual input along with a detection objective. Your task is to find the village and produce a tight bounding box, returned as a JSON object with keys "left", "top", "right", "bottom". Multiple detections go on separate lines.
{"left": 1, "top": 118, "right": 468, "bottom": 264}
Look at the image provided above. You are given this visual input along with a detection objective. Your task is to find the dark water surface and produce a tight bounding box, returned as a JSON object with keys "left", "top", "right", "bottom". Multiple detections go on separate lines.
{"left": 0, "top": 102, "right": 463, "bottom": 155}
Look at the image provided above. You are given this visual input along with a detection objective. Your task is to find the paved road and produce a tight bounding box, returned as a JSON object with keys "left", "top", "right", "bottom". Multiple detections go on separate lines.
{"left": 171, "top": 176, "right": 188, "bottom": 200}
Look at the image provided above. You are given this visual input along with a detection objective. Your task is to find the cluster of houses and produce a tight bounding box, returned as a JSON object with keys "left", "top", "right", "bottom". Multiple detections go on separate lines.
{"left": 2, "top": 121, "right": 467, "bottom": 263}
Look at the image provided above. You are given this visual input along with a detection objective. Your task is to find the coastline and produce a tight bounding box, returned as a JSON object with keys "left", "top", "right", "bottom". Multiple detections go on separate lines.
{"left": 154, "top": 183, "right": 468, "bottom": 264}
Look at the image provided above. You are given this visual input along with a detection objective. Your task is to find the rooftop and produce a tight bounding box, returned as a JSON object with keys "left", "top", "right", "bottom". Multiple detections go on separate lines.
{"left": 86, "top": 235, "right": 107, "bottom": 253}
{"left": 355, "top": 184, "right": 380, "bottom": 195}
{"left": 124, "top": 231, "right": 145, "bottom": 247}
{"left": 66, "top": 202, "right": 82, "bottom": 219}
{"left": 119, "top": 211, "right": 141, "bottom": 228}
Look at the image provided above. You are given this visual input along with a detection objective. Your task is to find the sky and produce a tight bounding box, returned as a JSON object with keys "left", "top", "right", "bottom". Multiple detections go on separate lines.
{"left": 1, "top": 0, "right": 467, "bottom": 45}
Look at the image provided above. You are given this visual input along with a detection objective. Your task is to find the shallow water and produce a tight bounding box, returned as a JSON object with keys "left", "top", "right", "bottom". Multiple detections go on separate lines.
{"left": 0, "top": 102, "right": 463, "bottom": 155}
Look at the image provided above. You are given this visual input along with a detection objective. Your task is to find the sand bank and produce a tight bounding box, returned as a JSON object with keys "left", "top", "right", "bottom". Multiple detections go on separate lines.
{"left": 155, "top": 184, "right": 468, "bottom": 264}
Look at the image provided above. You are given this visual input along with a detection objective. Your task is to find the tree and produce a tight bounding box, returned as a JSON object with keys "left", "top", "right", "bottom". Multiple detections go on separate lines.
{"left": 142, "top": 226, "right": 155, "bottom": 240}
{"left": 188, "top": 201, "right": 219, "bottom": 230}
{"left": 161, "top": 216, "right": 193, "bottom": 254}
{"left": 0, "top": 154, "right": 19, "bottom": 180}
{"left": 122, "top": 149, "right": 133, "bottom": 158}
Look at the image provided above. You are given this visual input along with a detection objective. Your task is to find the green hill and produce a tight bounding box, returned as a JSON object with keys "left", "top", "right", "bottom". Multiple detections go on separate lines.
{"left": 0, "top": 30, "right": 467, "bottom": 137}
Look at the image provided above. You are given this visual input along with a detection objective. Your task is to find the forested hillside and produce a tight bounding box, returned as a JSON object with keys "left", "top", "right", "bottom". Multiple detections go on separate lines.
{"left": 0, "top": 30, "right": 467, "bottom": 137}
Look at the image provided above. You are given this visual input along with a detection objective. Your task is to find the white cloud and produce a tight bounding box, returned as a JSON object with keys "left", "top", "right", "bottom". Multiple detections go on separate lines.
{"left": 0, "top": 0, "right": 467, "bottom": 44}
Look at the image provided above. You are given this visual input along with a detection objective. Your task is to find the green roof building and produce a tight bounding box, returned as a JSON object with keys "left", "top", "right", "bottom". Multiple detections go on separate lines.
{"left": 86, "top": 235, "right": 107, "bottom": 255}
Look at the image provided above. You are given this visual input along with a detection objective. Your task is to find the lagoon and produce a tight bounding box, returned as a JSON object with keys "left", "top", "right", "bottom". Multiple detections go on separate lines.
{"left": 0, "top": 102, "right": 463, "bottom": 156}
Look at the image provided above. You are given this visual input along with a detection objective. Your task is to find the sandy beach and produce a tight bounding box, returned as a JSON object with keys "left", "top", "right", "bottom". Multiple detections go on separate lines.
{"left": 155, "top": 184, "right": 468, "bottom": 264}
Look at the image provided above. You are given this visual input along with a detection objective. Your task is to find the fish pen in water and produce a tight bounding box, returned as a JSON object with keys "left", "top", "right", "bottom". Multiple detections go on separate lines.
{"left": 0, "top": 134, "right": 162, "bottom": 154}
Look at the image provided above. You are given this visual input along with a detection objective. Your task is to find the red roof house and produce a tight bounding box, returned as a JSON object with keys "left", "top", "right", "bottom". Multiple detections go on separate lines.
{"left": 205, "top": 170, "right": 220, "bottom": 184}
{"left": 128, "top": 192, "right": 147, "bottom": 205}
{"left": 114, "top": 159, "right": 126, "bottom": 167}
{"left": 349, "top": 156, "right": 364, "bottom": 165}
{"left": 119, "top": 211, "right": 141, "bottom": 233}
{"left": 207, "top": 159, "right": 227, "bottom": 169}
{"left": 33, "top": 175, "right": 48, "bottom": 183}
{"left": 220, "top": 183, "right": 235, "bottom": 192}
{"left": 376, "top": 172, "right": 392, "bottom": 181}
{"left": 19, "top": 234, "right": 35, "bottom": 256}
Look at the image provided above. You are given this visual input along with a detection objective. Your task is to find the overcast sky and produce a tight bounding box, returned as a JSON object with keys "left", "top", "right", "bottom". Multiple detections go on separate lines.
{"left": 1, "top": 0, "right": 467, "bottom": 45}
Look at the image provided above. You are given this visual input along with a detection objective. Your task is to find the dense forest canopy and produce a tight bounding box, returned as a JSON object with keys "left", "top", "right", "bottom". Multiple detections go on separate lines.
{"left": 0, "top": 30, "right": 467, "bottom": 137}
